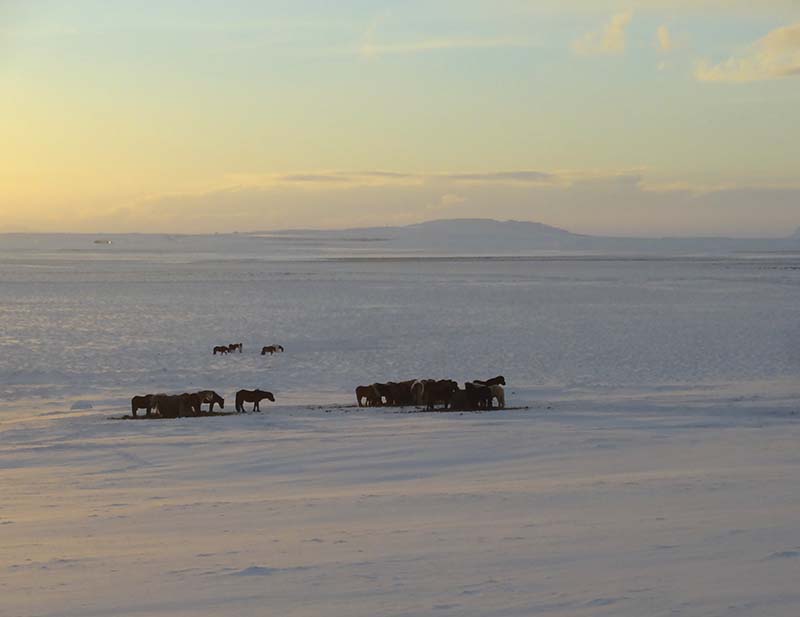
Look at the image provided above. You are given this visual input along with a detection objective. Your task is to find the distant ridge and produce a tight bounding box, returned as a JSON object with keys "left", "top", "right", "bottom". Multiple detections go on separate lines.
{"left": 252, "top": 218, "right": 800, "bottom": 254}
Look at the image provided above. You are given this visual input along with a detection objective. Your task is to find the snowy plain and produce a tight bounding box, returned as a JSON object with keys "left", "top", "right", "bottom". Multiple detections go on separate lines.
{"left": 2, "top": 232, "right": 800, "bottom": 616}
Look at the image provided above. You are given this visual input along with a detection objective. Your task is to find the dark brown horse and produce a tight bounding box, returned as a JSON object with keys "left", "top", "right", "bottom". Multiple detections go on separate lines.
{"left": 356, "top": 385, "right": 381, "bottom": 407}
{"left": 153, "top": 393, "right": 197, "bottom": 418}
{"left": 213, "top": 345, "right": 230, "bottom": 355}
{"left": 388, "top": 380, "right": 416, "bottom": 406}
{"left": 424, "top": 380, "right": 459, "bottom": 410}
{"left": 227, "top": 343, "right": 243, "bottom": 353}
{"left": 131, "top": 394, "right": 156, "bottom": 417}
{"left": 373, "top": 383, "right": 392, "bottom": 406}
{"left": 473, "top": 375, "right": 506, "bottom": 387}
{"left": 235, "top": 389, "right": 275, "bottom": 412}
{"left": 465, "top": 382, "right": 493, "bottom": 409}
{"left": 260, "top": 345, "right": 284, "bottom": 355}
{"left": 194, "top": 390, "right": 224, "bottom": 413}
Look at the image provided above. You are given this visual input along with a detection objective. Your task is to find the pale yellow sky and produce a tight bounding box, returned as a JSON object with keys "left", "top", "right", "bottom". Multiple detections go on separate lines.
{"left": 1, "top": 1, "right": 799, "bottom": 234}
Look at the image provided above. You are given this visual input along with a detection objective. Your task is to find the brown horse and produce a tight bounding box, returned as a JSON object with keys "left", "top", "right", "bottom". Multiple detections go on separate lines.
{"left": 131, "top": 394, "right": 156, "bottom": 417}
{"left": 194, "top": 390, "right": 224, "bottom": 413}
{"left": 387, "top": 380, "right": 416, "bottom": 406}
{"left": 260, "top": 345, "right": 284, "bottom": 355}
{"left": 465, "top": 382, "right": 493, "bottom": 409}
{"left": 235, "top": 389, "right": 275, "bottom": 412}
{"left": 228, "top": 343, "right": 243, "bottom": 353}
{"left": 356, "top": 385, "right": 381, "bottom": 407}
{"left": 213, "top": 345, "right": 230, "bottom": 355}
{"left": 424, "top": 380, "right": 459, "bottom": 410}
{"left": 153, "top": 393, "right": 197, "bottom": 418}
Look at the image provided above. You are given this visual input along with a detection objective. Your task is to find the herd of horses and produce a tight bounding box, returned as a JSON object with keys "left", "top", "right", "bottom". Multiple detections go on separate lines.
{"left": 130, "top": 389, "right": 275, "bottom": 418}
{"left": 356, "top": 376, "right": 506, "bottom": 411}
{"left": 212, "top": 343, "right": 285, "bottom": 355}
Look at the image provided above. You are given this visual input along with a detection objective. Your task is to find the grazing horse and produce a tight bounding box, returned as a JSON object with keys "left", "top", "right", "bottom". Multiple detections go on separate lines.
{"left": 424, "top": 380, "right": 459, "bottom": 410}
{"left": 449, "top": 388, "right": 469, "bottom": 411}
{"left": 213, "top": 345, "right": 230, "bottom": 355}
{"left": 260, "top": 345, "right": 284, "bottom": 355}
{"left": 489, "top": 385, "right": 505, "bottom": 409}
{"left": 410, "top": 380, "right": 427, "bottom": 405}
{"left": 356, "top": 385, "right": 381, "bottom": 407}
{"left": 465, "top": 382, "right": 493, "bottom": 410}
{"left": 388, "top": 380, "right": 416, "bottom": 406}
{"left": 194, "top": 390, "right": 224, "bottom": 413}
{"left": 473, "top": 375, "right": 506, "bottom": 387}
{"left": 131, "top": 394, "right": 156, "bottom": 418}
{"left": 153, "top": 393, "right": 196, "bottom": 418}
{"left": 372, "top": 383, "right": 392, "bottom": 406}
{"left": 228, "top": 343, "right": 243, "bottom": 353}
{"left": 235, "top": 389, "right": 275, "bottom": 412}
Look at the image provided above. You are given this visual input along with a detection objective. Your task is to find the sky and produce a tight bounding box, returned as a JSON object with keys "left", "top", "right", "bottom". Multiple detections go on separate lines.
{"left": 1, "top": 0, "right": 799, "bottom": 236}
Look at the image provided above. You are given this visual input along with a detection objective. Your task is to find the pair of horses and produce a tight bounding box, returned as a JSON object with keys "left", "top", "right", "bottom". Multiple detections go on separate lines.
{"left": 131, "top": 390, "right": 225, "bottom": 418}
{"left": 356, "top": 376, "right": 506, "bottom": 411}
{"left": 260, "top": 345, "right": 284, "bottom": 355}
{"left": 213, "top": 343, "right": 242, "bottom": 355}
{"left": 453, "top": 378, "right": 505, "bottom": 411}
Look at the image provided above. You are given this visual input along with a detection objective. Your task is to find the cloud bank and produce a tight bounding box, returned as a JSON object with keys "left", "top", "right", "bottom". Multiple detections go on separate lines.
{"left": 696, "top": 22, "right": 800, "bottom": 81}
{"left": 8, "top": 170, "right": 799, "bottom": 238}
{"left": 572, "top": 11, "right": 633, "bottom": 55}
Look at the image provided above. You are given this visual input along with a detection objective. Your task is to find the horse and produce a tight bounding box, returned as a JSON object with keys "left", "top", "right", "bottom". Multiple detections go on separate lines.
{"left": 194, "top": 390, "right": 224, "bottom": 413}
{"left": 228, "top": 343, "right": 243, "bottom": 353}
{"left": 449, "top": 388, "right": 469, "bottom": 411}
{"left": 213, "top": 345, "right": 230, "bottom": 355}
{"left": 235, "top": 389, "right": 275, "bottom": 412}
{"left": 356, "top": 385, "right": 381, "bottom": 407}
{"left": 260, "top": 345, "right": 284, "bottom": 355}
{"left": 388, "top": 380, "right": 416, "bottom": 406}
{"left": 410, "top": 380, "right": 427, "bottom": 405}
{"left": 473, "top": 375, "right": 506, "bottom": 387}
{"left": 424, "top": 380, "right": 459, "bottom": 410}
{"left": 489, "top": 385, "right": 505, "bottom": 409}
{"left": 152, "top": 393, "right": 196, "bottom": 418}
{"left": 131, "top": 394, "right": 156, "bottom": 418}
{"left": 372, "top": 383, "right": 392, "bottom": 406}
{"left": 465, "top": 382, "right": 493, "bottom": 410}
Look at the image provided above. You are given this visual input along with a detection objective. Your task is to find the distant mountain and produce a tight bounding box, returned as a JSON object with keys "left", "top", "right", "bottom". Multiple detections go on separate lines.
{"left": 252, "top": 218, "right": 800, "bottom": 255}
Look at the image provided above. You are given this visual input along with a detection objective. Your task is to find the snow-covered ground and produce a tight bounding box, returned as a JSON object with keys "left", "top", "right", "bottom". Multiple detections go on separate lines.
{"left": 2, "top": 234, "right": 800, "bottom": 616}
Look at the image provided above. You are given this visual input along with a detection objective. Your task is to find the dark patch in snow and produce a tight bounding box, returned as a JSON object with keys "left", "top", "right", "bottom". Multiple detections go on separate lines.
{"left": 766, "top": 550, "right": 800, "bottom": 560}
{"left": 229, "top": 565, "right": 312, "bottom": 577}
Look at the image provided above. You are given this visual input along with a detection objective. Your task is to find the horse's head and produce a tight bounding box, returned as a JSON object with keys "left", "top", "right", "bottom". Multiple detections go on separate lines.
{"left": 216, "top": 394, "right": 225, "bottom": 409}
{"left": 263, "top": 391, "right": 275, "bottom": 402}
{"left": 496, "top": 375, "right": 506, "bottom": 385}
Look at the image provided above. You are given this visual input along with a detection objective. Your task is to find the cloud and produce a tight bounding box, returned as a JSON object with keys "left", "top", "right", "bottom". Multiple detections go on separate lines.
{"left": 431, "top": 193, "right": 467, "bottom": 210}
{"left": 359, "top": 37, "right": 535, "bottom": 58}
{"left": 357, "top": 11, "right": 535, "bottom": 58}
{"left": 11, "top": 168, "right": 799, "bottom": 237}
{"left": 224, "top": 170, "right": 556, "bottom": 189}
{"left": 695, "top": 22, "right": 800, "bottom": 82}
{"left": 656, "top": 25, "right": 673, "bottom": 52}
{"left": 444, "top": 171, "right": 553, "bottom": 183}
{"left": 572, "top": 11, "right": 633, "bottom": 55}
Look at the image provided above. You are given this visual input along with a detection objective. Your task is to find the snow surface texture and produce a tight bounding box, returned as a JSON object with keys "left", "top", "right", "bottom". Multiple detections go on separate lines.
{"left": 2, "top": 233, "right": 800, "bottom": 616}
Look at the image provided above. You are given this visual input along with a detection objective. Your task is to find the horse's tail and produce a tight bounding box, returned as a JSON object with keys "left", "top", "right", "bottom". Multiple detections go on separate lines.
{"left": 235, "top": 393, "right": 242, "bottom": 412}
